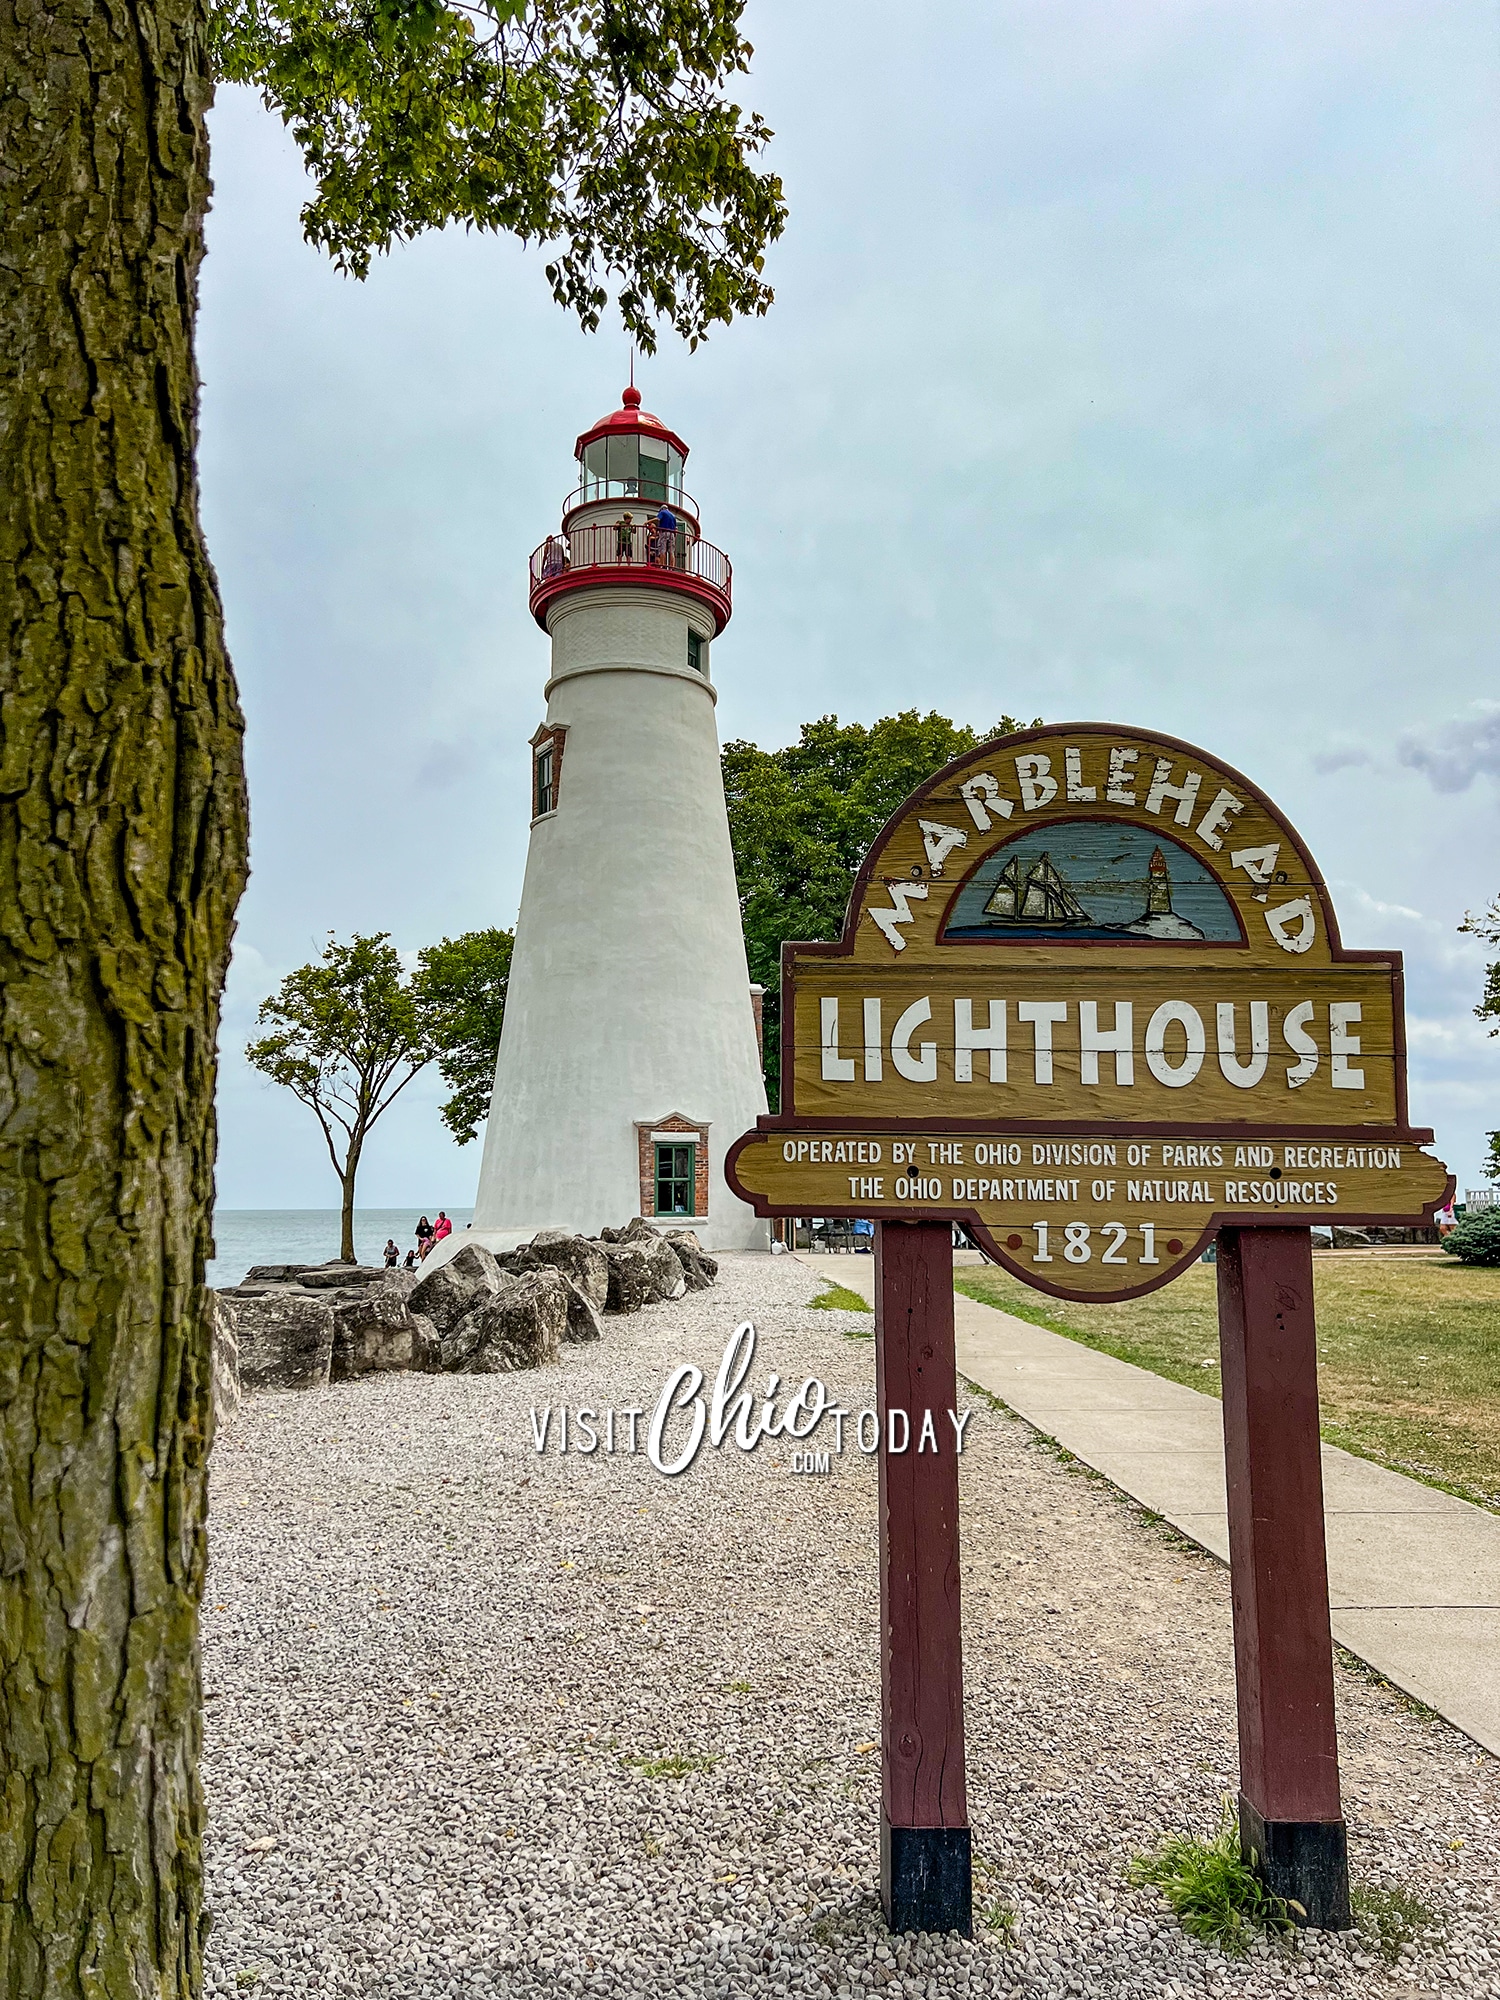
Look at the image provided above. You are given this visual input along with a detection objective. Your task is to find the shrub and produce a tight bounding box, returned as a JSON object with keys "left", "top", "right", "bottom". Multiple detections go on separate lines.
{"left": 1445, "top": 1208, "right": 1500, "bottom": 1266}
{"left": 1128, "top": 1801, "right": 1300, "bottom": 1956}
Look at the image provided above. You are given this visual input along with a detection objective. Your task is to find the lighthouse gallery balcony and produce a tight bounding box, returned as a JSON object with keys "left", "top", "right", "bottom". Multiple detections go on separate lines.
{"left": 528, "top": 522, "right": 733, "bottom": 635}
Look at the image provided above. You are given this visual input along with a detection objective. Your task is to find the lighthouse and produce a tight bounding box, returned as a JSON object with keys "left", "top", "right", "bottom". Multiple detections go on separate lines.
{"left": 466, "top": 388, "right": 770, "bottom": 1252}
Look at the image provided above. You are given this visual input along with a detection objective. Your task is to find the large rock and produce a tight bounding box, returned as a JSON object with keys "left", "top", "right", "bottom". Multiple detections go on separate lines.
{"left": 298, "top": 1263, "right": 390, "bottom": 1289}
{"left": 599, "top": 1216, "right": 662, "bottom": 1246}
{"left": 410, "top": 1313, "right": 442, "bottom": 1372}
{"left": 512, "top": 1230, "right": 610, "bottom": 1311}
{"left": 244, "top": 1264, "right": 315, "bottom": 1283}
{"left": 557, "top": 1272, "right": 603, "bottom": 1345}
{"left": 663, "top": 1228, "right": 718, "bottom": 1292}
{"left": 602, "top": 1234, "right": 687, "bottom": 1313}
{"left": 234, "top": 1290, "right": 337, "bottom": 1392}
{"left": 409, "top": 1241, "right": 505, "bottom": 1336}
{"left": 331, "top": 1284, "right": 422, "bottom": 1380}
{"left": 210, "top": 1293, "right": 241, "bottom": 1434}
{"left": 452, "top": 1269, "right": 567, "bottom": 1372}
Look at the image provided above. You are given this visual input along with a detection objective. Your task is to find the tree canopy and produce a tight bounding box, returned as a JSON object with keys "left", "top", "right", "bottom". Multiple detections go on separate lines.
{"left": 246, "top": 932, "right": 432, "bottom": 1257}
{"left": 722, "top": 711, "right": 1041, "bottom": 1104}
{"left": 212, "top": 0, "right": 787, "bottom": 347}
{"left": 414, "top": 925, "right": 515, "bottom": 1145}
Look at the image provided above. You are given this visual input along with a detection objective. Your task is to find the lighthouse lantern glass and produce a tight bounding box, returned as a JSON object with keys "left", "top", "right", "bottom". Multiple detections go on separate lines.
{"left": 577, "top": 435, "right": 685, "bottom": 506}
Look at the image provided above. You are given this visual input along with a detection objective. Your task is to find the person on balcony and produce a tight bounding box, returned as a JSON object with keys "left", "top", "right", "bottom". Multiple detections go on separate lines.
{"left": 651, "top": 502, "right": 678, "bottom": 567}
{"left": 541, "top": 533, "right": 570, "bottom": 579}
{"left": 615, "top": 513, "right": 636, "bottom": 562}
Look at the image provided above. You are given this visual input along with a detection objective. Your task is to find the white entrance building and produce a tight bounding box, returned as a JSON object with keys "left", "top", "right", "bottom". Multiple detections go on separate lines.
{"left": 464, "top": 388, "right": 769, "bottom": 1252}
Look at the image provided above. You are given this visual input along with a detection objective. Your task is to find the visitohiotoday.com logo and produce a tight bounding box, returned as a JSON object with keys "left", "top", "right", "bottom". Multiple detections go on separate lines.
{"left": 525, "top": 1321, "right": 974, "bottom": 1477}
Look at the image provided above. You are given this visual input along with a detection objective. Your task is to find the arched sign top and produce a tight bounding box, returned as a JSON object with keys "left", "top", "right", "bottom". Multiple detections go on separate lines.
{"left": 728, "top": 722, "right": 1451, "bottom": 1300}
{"left": 838, "top": 724, "right": 1340, "bottom": 968}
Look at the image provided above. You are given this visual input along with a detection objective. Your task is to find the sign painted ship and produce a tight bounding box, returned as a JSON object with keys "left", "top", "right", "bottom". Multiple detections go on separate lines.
{"left": 727, "top": 723, "right": 1452, "bottom": 1300}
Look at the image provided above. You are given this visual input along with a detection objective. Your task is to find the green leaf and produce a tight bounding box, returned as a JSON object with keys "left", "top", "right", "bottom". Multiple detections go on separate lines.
{"left": 209, "top": 0, "right": 787, "bottom": 345}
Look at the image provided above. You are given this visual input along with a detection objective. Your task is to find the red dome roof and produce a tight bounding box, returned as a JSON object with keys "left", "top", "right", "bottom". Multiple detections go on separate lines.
{"left": 575, "top": 386, "right": 689, "bottom": 464}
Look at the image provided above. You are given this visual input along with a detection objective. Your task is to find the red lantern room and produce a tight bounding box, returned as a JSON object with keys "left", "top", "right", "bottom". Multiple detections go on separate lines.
{"left": 528, "top": 387, "right": 733, "bottom": 635}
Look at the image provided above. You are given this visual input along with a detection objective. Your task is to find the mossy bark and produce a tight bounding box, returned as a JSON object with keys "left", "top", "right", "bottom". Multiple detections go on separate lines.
{"left": 0, "top": 0, "right": 249, "bottom": 1992}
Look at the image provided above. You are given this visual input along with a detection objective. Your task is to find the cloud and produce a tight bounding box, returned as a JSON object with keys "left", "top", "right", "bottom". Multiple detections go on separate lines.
{"left": 1398, "top": 703, "right": 1500, "bottom": 795}
{"left": 1312, "top": 745, "right": 1372, "bottom": 775}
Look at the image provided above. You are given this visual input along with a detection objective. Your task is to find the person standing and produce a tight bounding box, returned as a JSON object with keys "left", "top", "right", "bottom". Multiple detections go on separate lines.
{"left": 383, "top": 1238, "right": 399, "bottom": 1268}
{"left": 655, "top": 502, "right": 678, "bottom": 566}
{"left": 614, "top": 512, "right": 635, "bottom": 563}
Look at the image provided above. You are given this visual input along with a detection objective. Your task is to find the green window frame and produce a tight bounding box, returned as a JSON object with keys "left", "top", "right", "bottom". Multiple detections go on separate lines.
{"left": 687, "top": 630, "right": 703, "bottom": 675}
{"left": 654, "top": 1142, "right": 696, "bottom": 1217}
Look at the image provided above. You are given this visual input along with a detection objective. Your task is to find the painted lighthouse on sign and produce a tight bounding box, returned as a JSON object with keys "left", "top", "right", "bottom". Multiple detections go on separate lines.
{"left": 461, "top": 389, "right": 770, "bottom": 1252}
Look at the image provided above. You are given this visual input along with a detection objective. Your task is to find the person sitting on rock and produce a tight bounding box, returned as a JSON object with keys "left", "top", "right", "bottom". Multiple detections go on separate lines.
{"left": 415, "top": 1215, "right": 434, "bottom": 1259}
{"left": 433, "top": 1211, "right": 453, "bottom": 1248}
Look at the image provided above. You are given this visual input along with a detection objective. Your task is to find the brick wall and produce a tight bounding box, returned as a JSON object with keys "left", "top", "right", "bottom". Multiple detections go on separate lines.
{"left": 635, "top": 1113, "right": 710, "bottom": 1221}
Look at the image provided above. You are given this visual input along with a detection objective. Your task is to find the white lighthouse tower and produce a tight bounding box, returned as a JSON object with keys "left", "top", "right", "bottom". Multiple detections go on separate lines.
{"left": 466, "top": 387, "right": 770, "bottom": 1252}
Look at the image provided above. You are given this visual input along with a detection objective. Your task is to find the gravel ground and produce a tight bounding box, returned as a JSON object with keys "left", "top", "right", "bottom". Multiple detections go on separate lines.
{"left": 202, "top": 1252, "right": 1500, "bottom": 2000}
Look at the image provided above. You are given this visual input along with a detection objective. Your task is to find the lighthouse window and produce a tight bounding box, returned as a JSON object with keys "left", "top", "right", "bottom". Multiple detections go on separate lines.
{"left": 688, "top": 630, "right": 704, "bottom": 675}
{"left": 604, "top": 433, "right": 639, "bottom": 486}
{"left": 654, "top": 1142, "right": 696, "bottom": 1216}
{"left": 639, "top": 440, "right": 669, "bottom": 503}
{"left": 534, "top": 744, "right": 556, "bottom": 816}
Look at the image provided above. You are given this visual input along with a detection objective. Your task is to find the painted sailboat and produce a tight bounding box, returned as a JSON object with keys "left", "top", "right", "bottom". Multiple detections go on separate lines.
{"left": 982, "top": 851, "right": 1092, "bottom": 928}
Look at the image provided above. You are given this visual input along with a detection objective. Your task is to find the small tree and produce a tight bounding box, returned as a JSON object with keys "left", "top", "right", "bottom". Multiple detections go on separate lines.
{"left": 247, "top": 933, "right": 431, "bottom": 1260}
{"left": 413, "top": 927, "right": 515, "bottom": 1145}
{"left": 1459, "top": 895, "right": 1500, "bottom": 1181}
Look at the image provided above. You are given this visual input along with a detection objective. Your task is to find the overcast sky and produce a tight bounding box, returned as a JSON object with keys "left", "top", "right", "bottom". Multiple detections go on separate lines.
{"left": 199, "top": 0, "right": 1500, "bottom": 1210}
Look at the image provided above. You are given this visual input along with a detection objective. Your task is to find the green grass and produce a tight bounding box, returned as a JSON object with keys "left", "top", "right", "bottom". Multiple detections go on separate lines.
{"left": 809, "top": 1282, "right": 873, "bottom": 1315}
{"left": 621, "top": 1750, "right": 717, "bottom": 1779}
{"left": 1128, "top": 1801, "right": 1300, "bottom": 1955}
{"left": 1351, "top": 1882, "right": 1441, "bottom": 1964}
{"left": 956, "top": 1258, "right": 1500, "bottom": 1512}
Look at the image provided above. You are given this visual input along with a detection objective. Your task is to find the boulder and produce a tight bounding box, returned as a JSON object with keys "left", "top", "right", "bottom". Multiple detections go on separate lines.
{"left": 244, "top": 1264, "right": 315, "bottom": 1283}
{"left": 602, "top": 1235, "right": 686, "bottom": 1313}
{"left": 298, "top": 1263, "right": 390, "bottom": 1289}
{"left": 1331, "top": 1226, "right": 1374, "bottom": 1249}
{"left": 234, "top": 1290, "right": 337, "bottom": 1393}
{"left": 409, "top": 1241, "right": 505, "bottom": 1336}
{"left": 663, "top": 1228, "right": 718, "bottom": 1292}
{"left": 557, "top": 1272, "right": 603, "bottom": 1345}
{"left": 601, "top": 1240, "right": 650, "bottom": 1315}
{"left": 599, "top": 1216, "right": 661, "bottom": 1246}
{"left": 210, "top": 1293, "right": 241, "bottom": 1434}
{"left": 410, "top": 1312, "right": 442, "bottom": 1372}
{"left": 512, "top": 1231, "right": 610, "bottom": 1311}
{"left": 330, "top": 1285, "right": 422, "bottom": 1380}
{"left": 453, "top": 1268, "right": 568, "bottom": 1373}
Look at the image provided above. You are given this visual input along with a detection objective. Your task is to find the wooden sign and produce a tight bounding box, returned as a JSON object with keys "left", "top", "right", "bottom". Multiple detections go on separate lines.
{"left": 727, "top": 724, "right": 1451, "bottom": 1299}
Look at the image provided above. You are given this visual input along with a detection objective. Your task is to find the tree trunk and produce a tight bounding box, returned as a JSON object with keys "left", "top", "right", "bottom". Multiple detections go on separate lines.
{"left": 0, "top": 0, "right": 249, "bottom": 1991}
{"left": 339, "top": 1155, "right": 361, "bottom": 1263}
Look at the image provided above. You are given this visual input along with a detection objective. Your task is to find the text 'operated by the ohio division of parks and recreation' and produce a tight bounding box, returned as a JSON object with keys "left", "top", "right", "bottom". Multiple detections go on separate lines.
{"left": 727, "top": 724, "right": 1451, "bottom": 1301}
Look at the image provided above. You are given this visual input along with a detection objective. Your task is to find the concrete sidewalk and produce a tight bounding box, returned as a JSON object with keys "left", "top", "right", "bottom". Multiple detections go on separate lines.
{"left": 799, "top": 1251, "right": 1500, "bottom": 1756}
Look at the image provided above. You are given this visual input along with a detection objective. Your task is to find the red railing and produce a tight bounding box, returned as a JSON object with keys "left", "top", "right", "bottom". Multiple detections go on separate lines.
{"left": 529, "top": 524, "right": 732, "bottom": 630}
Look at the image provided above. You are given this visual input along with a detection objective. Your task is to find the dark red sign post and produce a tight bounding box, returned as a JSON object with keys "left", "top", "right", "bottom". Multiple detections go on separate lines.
{"left": 875, "top": 1222, "right": 971, "bottom": 1934}
{"left": 1217, "top": 1226, "right": 1350, "bottom": 1927}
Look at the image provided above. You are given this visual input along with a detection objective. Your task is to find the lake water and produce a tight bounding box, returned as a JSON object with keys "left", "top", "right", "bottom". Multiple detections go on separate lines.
{"left": 209, "top": 1209, "right": 474, "bottom": 1289}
